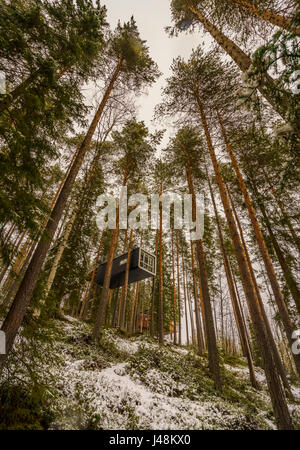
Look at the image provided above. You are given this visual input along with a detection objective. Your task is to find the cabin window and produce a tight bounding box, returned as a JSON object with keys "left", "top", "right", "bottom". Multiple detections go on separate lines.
{"left": 139, "top": 250, "right": 155, "bottom": 274}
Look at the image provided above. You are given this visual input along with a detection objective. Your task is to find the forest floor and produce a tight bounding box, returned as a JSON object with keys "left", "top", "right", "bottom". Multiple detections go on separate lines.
{"left": 1, "top": 316, "right": 300, "bottom": 430}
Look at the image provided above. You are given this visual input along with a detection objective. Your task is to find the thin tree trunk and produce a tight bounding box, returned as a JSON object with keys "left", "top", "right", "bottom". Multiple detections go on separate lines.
{"left": 190, "top": 241, "right": 205, "bottom": 354}
{"left": 0, "top": 224, "right": 15, "bottom": 250}
{"left": 0, "top": 234, "right": 30, "bottom": 289}
{"left": 158, "top": 181, "right": 164, "bottom": 345}
{"left": 116, "top": 230, "right": 129, "bottom": 326}
{"left": 150, "top": 230, "right": 159, "bottom": 338}
{"left": 220, "top": 275, "right": 224, "bottom": 348}
{"left": 171, "top": 229, "right": 177, "bottom": 344}
{"left": 185, "top": 271, "right": 197, "bottom": 347}
{"left": 111, "top": 288, "right": 120, "bottom": 328}
{"left": 185, "top": 157, "right": 221, "bottom": 390}
{"left": 175, "top": 230, "right": 182, "bottom": 346}
{"left": 129, "top": 282, "right": 140, "bottom": 333}
{"left": 1, "top": 230, "right": 27, "bottom": 286}
{"left": 230, "top": 265, "right": 253, "bottom": 357}
{"left": 119, "top": 228, "right": 134, "bottom": 329}
{"left": 182, "top": 256, "right": 189, "bottom": 346}
{"left": 1, "top": 240, "right": 37, "bottom": 311}
{"left": 79, "top": 231, "right": 104, "bottom": 318}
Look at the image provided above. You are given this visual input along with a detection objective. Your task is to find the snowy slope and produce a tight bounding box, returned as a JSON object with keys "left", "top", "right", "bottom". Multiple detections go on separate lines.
{"left": 43, "top": 319, "right": 300, "bottom": 430}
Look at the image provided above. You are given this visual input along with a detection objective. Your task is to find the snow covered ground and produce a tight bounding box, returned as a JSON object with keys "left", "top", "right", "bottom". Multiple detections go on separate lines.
{"left": 44, "top": 319, "right": 300, "bottom": 430}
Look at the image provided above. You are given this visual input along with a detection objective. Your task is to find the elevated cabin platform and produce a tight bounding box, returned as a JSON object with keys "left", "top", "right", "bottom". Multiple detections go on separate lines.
{"left": 95, "top": 247, "right": 156, "bottom": 289}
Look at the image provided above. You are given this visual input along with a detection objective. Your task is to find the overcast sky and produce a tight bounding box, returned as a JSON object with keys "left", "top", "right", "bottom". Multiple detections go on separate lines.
{"left": 102, "top": 0, "right": 213, "bottom": 144}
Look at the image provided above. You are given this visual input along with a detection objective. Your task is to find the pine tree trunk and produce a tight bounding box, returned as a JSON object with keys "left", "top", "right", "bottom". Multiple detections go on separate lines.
{"left": 195, "top": 95, "right": 292, "bottom": 427}
{"left": 0, "top": 234, "right": 29, "bottom": 290}
{"left": 185, "top": 270, "right": 197, "bottom": 347}
{"left": 230, "top": 265, "right": 253, "bottom": 357}
{"left": 79, "top": 231, "right": 104, "bottom": 318}
{"left": 116, "top": 231, "right": 129, "bottom": 326}
{"left": 190, "top": 241, "right": 205, "bottom": 354}
{"left": 1, "top": 230, "right": 27, "bottom": 287}
{"left": 185, "top": 157, "right": 221, "bottom": 390}
{"left": 33, "top": 208, "right": 77, "bottom": 318}
{"left": 208, "top": 174, "right": 258, "bottom": 388}
{"left": 93, "top": 163, "right": 127, "bottom": 339}
{"left": 119, "top": 228, "right": 134, "bottom": 329}
{"left": 232, "top": 0, "right": 299, "bottom": 32}
{"left": 226, "top": 184, "right": 294, "bottom": 397}
{"left": 175, "top": 230, "right": 182, "bottom": 345}
{"left": 218, "top": 112, "right": 300, "bottom": 377}
{"left": 0, "top": 59, "right": 123, "bottom": 366}
{"left": 158, "top": 181, "right": 164, "bottom": 345}
{"left": 1, "top": 239, "right": 36, "bottom": 311}
{"left": 150, "top": 230, "right": 159, "bottom": 338}
{"left": 182, "top": 256, "right": 189, "bottom": 346}
{"left": 1, "top": 159, "right": 74, "bottom": 305}
{"left": 129, "top": 282, "right": 139, "bottom": 333}
{"left": 220, "top": 276, "right": 224, "bottom": 348}
{"left": 111, "top": 288, "right": 120, "bottom": 328}
{"left": 171, "top": 229, "right": 177, "bottom": 344}
{"left": 1, "top": 224, "right": 16, "bottom": 250}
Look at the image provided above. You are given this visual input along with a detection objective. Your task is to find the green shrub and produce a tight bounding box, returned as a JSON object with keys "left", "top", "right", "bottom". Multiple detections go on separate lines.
{"left": 0, "top": 384, "right": 55, "bottom": 430}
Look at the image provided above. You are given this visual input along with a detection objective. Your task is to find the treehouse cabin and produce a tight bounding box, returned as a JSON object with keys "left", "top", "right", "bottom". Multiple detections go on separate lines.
{"left": 95, "top": 247, "right": 156, "bottom": 289}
